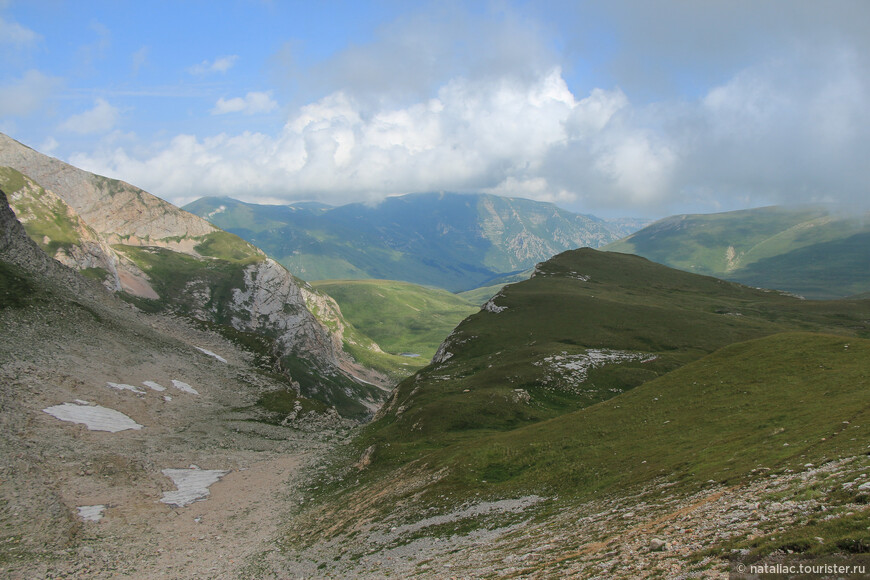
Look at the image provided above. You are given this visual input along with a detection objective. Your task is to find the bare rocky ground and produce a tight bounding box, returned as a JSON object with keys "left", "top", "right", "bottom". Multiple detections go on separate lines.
{"left": 263, "top": 454, "right": 870, "bottom": 579}
{"left": 0, "top": 291, "right": 352, "bottom": 579}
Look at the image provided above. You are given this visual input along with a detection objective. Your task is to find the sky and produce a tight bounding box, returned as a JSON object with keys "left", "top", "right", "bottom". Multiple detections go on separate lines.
{"left": 1, "top": 0, "right": 868, "bottom": 219}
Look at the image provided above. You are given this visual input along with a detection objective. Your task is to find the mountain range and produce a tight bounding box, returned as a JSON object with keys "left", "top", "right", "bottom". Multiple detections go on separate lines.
{"left": 4, "top": 130, "right": 870, "bottom": 576}
{"left": 184, "top": 193, "right": 644, "bottom": 292}
{"left": 604, "top": 205, "right": 870, "bottom": 299}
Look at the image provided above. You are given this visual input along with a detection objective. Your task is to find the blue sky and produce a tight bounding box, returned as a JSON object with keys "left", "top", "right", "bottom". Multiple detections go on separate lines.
{"left": 1, "top": 1, "right": 869, "bottom": 218}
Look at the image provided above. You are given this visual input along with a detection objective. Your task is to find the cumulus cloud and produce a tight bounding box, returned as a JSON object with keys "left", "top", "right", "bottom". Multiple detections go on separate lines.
{"left": 72, "top": 69, "right": 672, "bottom": 209}
{"left": 60, "top": 98, "right": 120, "bottom": 134}
{"left": 212, "top": 91, "right": 278, "bottom": 115}
{"left": 0, "top": 70, "right": 61, "bottom": 116}
{"left": 188, "top": 55, "right": 238, "bottom": 75}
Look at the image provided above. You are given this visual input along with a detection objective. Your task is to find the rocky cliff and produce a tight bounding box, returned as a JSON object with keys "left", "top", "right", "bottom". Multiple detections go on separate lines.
{"left": 0, "top": 167, "right": 123, "bottom": 292}
{"left": 0, "top": 133, "right": 391, "bottom": 416}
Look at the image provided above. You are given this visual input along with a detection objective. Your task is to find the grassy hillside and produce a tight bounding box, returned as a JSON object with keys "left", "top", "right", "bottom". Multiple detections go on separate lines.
{"left": 363, "top": 249, "right": 870, "bottom": 467}
{"left": 424, "top": 332, "right": 870, "bottom": 499}
{"left": 604, "top": 205, "right": 870, "bottom": 299}
{"left": 290, "top": 332, "right": 870, "bottom": 570}
{"left": 312, "top": 279, "right": 478, "bottom": 361}
{"left": 185, "top": 193, "right": 626, "bottom": 291}
{"left": 277, "top": 247, "right": 870, "bottom": 573}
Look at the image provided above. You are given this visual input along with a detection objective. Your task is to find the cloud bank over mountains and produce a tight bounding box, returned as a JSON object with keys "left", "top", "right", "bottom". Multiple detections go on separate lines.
{"left": 73, "top": 51, "right": 868, "bottom": 215}
{"left": 3, "top": 1, "right": 869, "bottom": 217}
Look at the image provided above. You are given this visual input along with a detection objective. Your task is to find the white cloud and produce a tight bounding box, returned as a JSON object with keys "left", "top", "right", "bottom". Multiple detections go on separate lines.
{"left": 0, "top": 70, "right": 61, "bottom": 116}
{"left": 66, "top": 2, "right": 870, "bottom": 217}
{"left": 211, "top": 91, "right": 278, "bottom": 115}
{"left": 72, "top": 69, "right": 657, "bottom": 208}
{"left": 188, "top": 55, "right": 238, "bottom": 75}
{"left": 0, "top": 16, "right": 40, "bottom": 46}
{"left": 60, "top": 98, "right": 120, "bottom": 134}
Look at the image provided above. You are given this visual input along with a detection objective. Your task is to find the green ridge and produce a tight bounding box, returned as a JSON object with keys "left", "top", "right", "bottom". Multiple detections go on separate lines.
{"left": 362, "top": 249, "right": 870, "bottom": 468}
{"left": 312, "top": 279, "right": 478, "bottom": 360}
{"left": 604, "top": 205, "right": 870, "bottom": 298}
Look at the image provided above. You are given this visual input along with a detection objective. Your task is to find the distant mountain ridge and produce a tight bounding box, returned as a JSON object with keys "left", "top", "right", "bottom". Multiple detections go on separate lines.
{"left": 185, "top": 193, "right": 644, "bottom": 292}
{"left": 604, "top": 205, "right": 870, "bottom": 299}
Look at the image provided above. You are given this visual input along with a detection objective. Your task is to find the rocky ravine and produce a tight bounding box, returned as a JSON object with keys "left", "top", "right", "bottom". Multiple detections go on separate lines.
{"left": 1, "top": 187, "right": 353, "bottom": 578}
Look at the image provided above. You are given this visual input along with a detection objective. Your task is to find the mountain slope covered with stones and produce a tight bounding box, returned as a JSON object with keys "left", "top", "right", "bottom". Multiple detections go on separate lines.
{"left": 0, "top": 133, "right": 394, "bottom": 416}
{"left": 0, "top": 186, "right": 361, "bottom": 577}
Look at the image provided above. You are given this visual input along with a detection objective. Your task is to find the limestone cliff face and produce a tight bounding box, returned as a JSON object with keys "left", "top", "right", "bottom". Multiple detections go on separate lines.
{"left": 232, "top": 260, "right": 387, "bottom": 386}
{"left": 2, "top": 168, "right": 122, "bottom": 291}
{"left": 0, "top": 133, "right": 215, "bottom": 247}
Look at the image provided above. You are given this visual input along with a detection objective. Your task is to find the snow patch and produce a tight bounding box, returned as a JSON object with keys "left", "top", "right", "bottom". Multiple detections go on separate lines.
{"left": 77, "top": 505, "right": 106, "bottom": 522}
{"left": 171, "top": 380, "right": 198, "bottom": 395}
{"left": 195, "top": 346, "right": 227, "bottom": 363}
{"left": 160, "top": 467, "right": 230, "bottom": 507}
{"left": 106, "top": 382, "right": 146, "bottom": 394}
{"left": 43, "top": 403, "right": 143, "bottom": 432}
{"left": 142, "top": 381, "right": 166, "bottom": 391}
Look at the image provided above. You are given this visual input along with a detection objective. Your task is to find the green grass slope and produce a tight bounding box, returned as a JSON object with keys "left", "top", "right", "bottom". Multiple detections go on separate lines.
{"left": 293, "top": 332, "right": 870, "bottom": 567}
{"left": 312, "top": 279, "right": 478, "bottom": 361}
{"left": 427, "top": 332, "right": 870, "bottom": 499}
{"left": 363, "top": 248, "right": 870, "bottom": 468}
{"left": 0, "top": 167, "right": 91, "bottom": 255}
{"left": 604, "top": 206, "right": 870, "bottom": 299}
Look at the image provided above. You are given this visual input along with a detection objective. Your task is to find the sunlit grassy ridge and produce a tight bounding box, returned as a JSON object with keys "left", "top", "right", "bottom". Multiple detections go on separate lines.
{"left": 361, "top": 249, "right": 870, "bottom": 469}
{"left": 604, "top": 206, "right": 870, "bottom": 299}
{"left": 312, "top": 279, "right": 478, "bottom": 360}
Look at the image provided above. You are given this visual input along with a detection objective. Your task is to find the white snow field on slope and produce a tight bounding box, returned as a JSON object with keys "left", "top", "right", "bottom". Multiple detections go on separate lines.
{"left": 43, "top": 402, "right": 143, "bottom": 432}
{"left": 171, "top": 379, "right": 199, "bottom": 395}
{"left": 195, "top": 346, "right": 227, "bottom": 363}
{"left": 160, "top": 467, "right": 230, "bottom": 507}
{"left": 77, "top": 505, "right": 106, "bottom": 522}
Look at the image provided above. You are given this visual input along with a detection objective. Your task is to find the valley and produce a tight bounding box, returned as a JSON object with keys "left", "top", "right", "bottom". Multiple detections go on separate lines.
{"left": 2, "top": 130, "right": 869, "bottom": 578}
